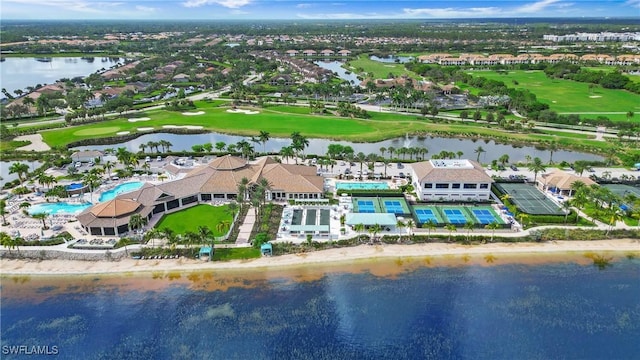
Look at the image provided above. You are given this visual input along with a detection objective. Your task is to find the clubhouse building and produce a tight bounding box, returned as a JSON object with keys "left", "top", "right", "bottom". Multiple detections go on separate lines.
{"left": 77, "top": 156, "right": 324, "bottom": 236}
{"left": 410, "top": 159, "right": 494, "bottom": 202}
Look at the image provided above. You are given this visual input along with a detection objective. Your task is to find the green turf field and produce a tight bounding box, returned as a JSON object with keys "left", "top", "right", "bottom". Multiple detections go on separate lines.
{"left": 346, "top": 54, "right": 421, "bottom": 80}
{"left": 154, "top": 204, "right": 232, "bottom": 236}
{"left": 464, "top": 70, "right": 640, "bottom": 118}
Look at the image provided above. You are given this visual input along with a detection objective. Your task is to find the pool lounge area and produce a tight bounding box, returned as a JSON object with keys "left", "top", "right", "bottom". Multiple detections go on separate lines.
{"left": 280, "top": 206, "right": 334, "bottom": 238}
{"left": 99, "top": 181, "right": 145, "bottom": 202}
{"left": 336, "top": 181, "right": 390, "bottom": 191}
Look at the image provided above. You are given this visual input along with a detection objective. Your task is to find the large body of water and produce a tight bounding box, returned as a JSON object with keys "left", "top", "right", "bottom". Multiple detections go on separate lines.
{"left": 73, "top": 132, "right": 603, "bottom": 164}
{"left": 0, "top": 57, "right": 123, "bottom": 95}
{"left": 2, "top": 256, "right": 639, "bottom": 359}
{"left": 315, "top": 61, "right": 361, "bottom": 85}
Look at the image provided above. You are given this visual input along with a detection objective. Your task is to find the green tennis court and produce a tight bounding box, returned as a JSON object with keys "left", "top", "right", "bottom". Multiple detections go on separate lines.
{"left": 602, "top": 184, "right": 640, "bottom": 198}
{"left": 381, "top": 197, "right": 411, "bottom": 215}
{"left": 496, "top": 183, "right": 565, "bottom": 215}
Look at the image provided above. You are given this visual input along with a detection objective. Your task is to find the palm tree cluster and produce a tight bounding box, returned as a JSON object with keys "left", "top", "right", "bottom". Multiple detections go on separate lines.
{"left": 138, "top": 140, "right": 173, "bottom": 154}
{"left": 570, "top": 182, "right": 639, "bottom": 231}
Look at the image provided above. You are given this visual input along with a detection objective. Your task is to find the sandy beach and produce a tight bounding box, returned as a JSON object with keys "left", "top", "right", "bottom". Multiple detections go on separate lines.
{"left": 2, "top": 240, "right": 638, "bottom": 276}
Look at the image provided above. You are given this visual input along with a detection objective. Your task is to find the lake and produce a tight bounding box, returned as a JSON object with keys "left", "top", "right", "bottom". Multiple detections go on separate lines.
{"left": 315, "top": 61, "right": 361, "bottom": 85}
{"left": 2, "top": 255, "right": 639, "bottom": 359}
{"left": 0, "top": 57, "right": 123, "bottom": 95}
{"left": 72, "top": 132, "right": 604, "bottom": 164}
{"left": 0, "top": 161, "right": 43, "bottom": 188}
{"left": 370, "top": 55, "right": 415, "bottom": 63}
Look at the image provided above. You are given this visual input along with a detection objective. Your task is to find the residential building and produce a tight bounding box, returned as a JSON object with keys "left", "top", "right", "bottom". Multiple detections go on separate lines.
{"left": 410, "top": 159, "right": 493, "bottom": 201}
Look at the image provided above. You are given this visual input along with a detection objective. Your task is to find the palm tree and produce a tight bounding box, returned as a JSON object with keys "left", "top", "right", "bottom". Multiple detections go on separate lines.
{"left": 215, "top": 221, "right": 230, "bottom": 237}
{"left": 396, "top": 220, "right": 406, "bottom": 243}
{"left": 368, "top": 223, "right": 382, "bottom": 242}
{"left": 528, "top": 157, "right": 546, "bottom": 184}
{"left": 139, "top": 143, "right": 147, "bottom": 153}
{"left": 0, "top": 199, "right": 8, "bottom": 225}
{"left": 485, "top": 222, "right": 501, "bottom": 242}
{"left": 456, "top": 150, "right": 464, "bottom": 159}
{"left": 82, "top": 171, "right": 101, "bottom": 203}
{"left": 128, "top": 214, "right": 147, "bottom": 233}
{"left": 32, "top": 212, "right": 49, "bottom": 230}
{"left": 474, "top": 146, "right": 486, "bottom": 162}
{"left": 445, "top": 224, "right": 457, "bottom": 242}
{"left": 387, "top": 146, "right": 395, "bottom": 160}
{"left": 422, "top": 220, "right": 436, "bottom": 242}
{"left": 379, "top": 146, "right": 387, "bottom": 159}
{"left": 9, "top": 162, "right": 29, "bottom": 185}
{"left": 257, "top": 177, "right": 272, "bottom": 205}
{"left": 237, "top": 177, "right": 250, "bottom": 205}
{"left": 547, "top": 142, "right": 558, "bottom": 164}
{"left": 103, "top": 161, "right": 114, "bottom": 179}
{"left": 517, "top": 213, "right": 529, "bottom": 228}
{"left": 280, "top": 146, "right": 295, "bottom": 164}
{"left": 226, "top": 201, "right": 239, "bottom": 220}
{"left": 215, "top": 141, "right": 226, "bottom": 153}
{"left": 258, "top": 130, "right": 270, "bottom": 154}
{"left": 405, "top": 219, "right": 415, "bottom": 240}
{"left": 353, "top": 223, "right": 366, "bottom": 241}
{"left": 0, "top": 231, "right": 18, "bottom": 254}
{"left": 464, "top": 222, "right": 475, "bottom": 243}
{"left": 498, "top": 154, "right": 509, "bottom": 166}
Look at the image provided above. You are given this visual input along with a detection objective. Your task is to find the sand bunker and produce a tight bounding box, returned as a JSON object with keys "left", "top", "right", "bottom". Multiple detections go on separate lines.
{"left": 116, "top": 131, "right": 131, "bottom": 135}
{"left": 226, "top": 109, "right": 260, "bottom": 115}
{"left": 137, "top": 127, "right": 154, "bottom": 131}
{"left": 127, "top": 117, "right": 151, "bottom": 122}
{"left": 383, "top": 65, "right": 396, "bottom": 67}
{"left": 161, "top": 125, "right": 203, "bottom": 130}
{"left": 182, "top": 111, "right": 205, "bottom": 116}
{"left": 589, "top": 95, "right": 602, "bottom": 98}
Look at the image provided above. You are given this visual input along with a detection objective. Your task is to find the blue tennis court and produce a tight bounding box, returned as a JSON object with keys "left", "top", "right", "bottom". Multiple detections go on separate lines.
{"left": 472, "top": 209, "right": 499, "bottom": 224}
{"left": 357, "top": 200, "right": 376, "bottom": 213}
{"left": 383, "top": 200, "right": 404, "bottom": 214}
{"left": 415, "top": 209, "right": 439, "bottom": 224}
{"left": 443, "top": 209, "right": 467, "bottom": 224}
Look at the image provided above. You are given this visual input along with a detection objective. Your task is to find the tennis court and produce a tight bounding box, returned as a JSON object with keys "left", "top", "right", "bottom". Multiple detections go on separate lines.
{"left": 496, "top": 183, "right": 565, "bottom": 215}
{"left": 602, "top": 184, "right": 640, "bottom": 198}
{"left": 353, "top": 198, "right": 381, "bottom": 213}
{"left": 413, "top": 207, "right": 441, "bottom": 224}
{"left": 381, "top": 197, "right": 411, "bottom": 215}
{"left": 471, "top": 207, "right": 504, "bottom": 225}
{"left": 442, "top": 208, "right": 469, "bottom": 224}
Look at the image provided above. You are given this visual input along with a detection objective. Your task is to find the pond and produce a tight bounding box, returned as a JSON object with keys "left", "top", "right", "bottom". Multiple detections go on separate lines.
{"left": 72, "top": 132, "right": 604, "bottom": 164}
{"left": 314, "top": 61, "right": 361, "bottom": 85}
{"left": 370, "top": 55, "right": 414, "bottom": 63}
{"left": 1, "top": 161, "right": 44, "bottom": 188}
{"left": 0, "top": 57, "right": 123, "bottom": 95}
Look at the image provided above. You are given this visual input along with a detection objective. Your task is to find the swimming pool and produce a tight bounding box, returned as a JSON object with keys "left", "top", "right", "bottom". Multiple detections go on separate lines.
{"left": 336, "top": 182, "right": 389, "bottom": 191}
{"left": 99, "top": 182, "right": 144, "bottom": 202}
{"left": 28, "top": 202, "right": 92, "bottom": 215}
{"left": 65, "top": 182, "right": 85, "bottom": 190}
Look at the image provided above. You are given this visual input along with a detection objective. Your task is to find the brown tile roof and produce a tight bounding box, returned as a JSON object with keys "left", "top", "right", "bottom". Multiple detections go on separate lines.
{"left": 89, "top": 198, "right": 140, "bottom": 217}
{"left": 208, "top": 154, "right": 247, "bottom": 170}
{"left": 540, "top": 170, "right": 596, "bottom": 190}
{"left": 411, "top": 160, "right": 493, "bottom": 183}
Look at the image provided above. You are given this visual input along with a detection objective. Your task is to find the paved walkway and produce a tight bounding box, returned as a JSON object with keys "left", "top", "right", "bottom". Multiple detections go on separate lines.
{"left": 235, "top": 206, "right": 256, "bottom": 245}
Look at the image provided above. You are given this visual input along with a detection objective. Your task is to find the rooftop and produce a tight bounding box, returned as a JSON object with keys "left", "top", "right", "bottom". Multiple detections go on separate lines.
{"left": 429, "top": 159, "right": 474, "bottom": 169}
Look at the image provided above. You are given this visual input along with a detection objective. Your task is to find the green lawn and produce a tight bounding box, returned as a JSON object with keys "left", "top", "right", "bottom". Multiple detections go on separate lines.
{"left": 154, "top": 204, "right": 232, "bottom": 236}
{"left": 464, "top": 70, "right": 640, "bottom": 118}
{"left": 346, "top": 54, "right": 421, "bottom": 80}
{"left": 213, "top": 247, "right": 261, "bottom": 261}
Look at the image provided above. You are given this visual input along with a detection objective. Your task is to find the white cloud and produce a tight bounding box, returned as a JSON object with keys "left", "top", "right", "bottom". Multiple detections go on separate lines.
{"left": 515, "top": 0, "right": 561, "bottom": 13}
{"left": 183, "top": 0, "right": 251, "bottom": 8}
{"left": 135, "top": 5, "right": 156, "bottom": 12}
{"left": 230, "top": 9, "right": 249, "bottom": 14}
{"left": 296, "top": 3, "right": 313, "bottom": 8}
{"left": 625, "top": 0, "right": 640, "bottom": 8}
{"left": 403, "top": 7, "right": 502, "bottom": 18}
{"left": 296, "top": 12, "right": 390, "bottom": 19}
{"left": 2, "top": 0, "right": 124, "bottom": 13}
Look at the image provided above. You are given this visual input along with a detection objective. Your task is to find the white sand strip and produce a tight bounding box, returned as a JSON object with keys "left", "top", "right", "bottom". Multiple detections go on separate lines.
{"left": 116, "top": 131, "right": 131, "bottom": 135}
{"left": 182, "top": 111, "right": 205, "bottom": 116}
{"left": 1, "top": 240, "right": 637, "bottom": 275}
{"left": 127, "top": 117, "right": 151, "bottom": 122}
{"left": 14, "top": 134, "right": 51, "bottom": 152}
{"left": 137, "top": 127, "right": 154, "bottom": 131}
{"left": 226, "top": 109, "right": 260, "bottom": 115}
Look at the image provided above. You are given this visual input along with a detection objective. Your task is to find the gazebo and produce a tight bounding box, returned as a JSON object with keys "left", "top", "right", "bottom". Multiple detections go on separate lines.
{"left": 199, "top": 246, "right": 214, "bottom": 260}
{"left": 260, "top": 242, "right": 273, "bottom": 256}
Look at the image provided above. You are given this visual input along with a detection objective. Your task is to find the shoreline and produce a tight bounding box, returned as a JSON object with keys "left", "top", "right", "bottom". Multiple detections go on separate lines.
{"left": 2, "top": 239, "right": 638, "bottom": 276}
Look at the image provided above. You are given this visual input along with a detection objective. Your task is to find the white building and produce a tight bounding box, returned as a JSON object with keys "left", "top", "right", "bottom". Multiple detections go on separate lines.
{"left": 410, "top": 159, "right": 493, "bottom": 202}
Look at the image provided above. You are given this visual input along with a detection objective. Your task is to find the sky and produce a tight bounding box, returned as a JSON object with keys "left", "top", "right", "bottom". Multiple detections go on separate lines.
{"left": 1, "top": 0, "right": 639, "bottom": 20}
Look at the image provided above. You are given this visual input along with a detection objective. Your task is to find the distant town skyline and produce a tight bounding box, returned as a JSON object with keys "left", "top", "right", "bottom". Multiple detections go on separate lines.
{"left": 2, "top": 0, "right": 639, "bottom": 21}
